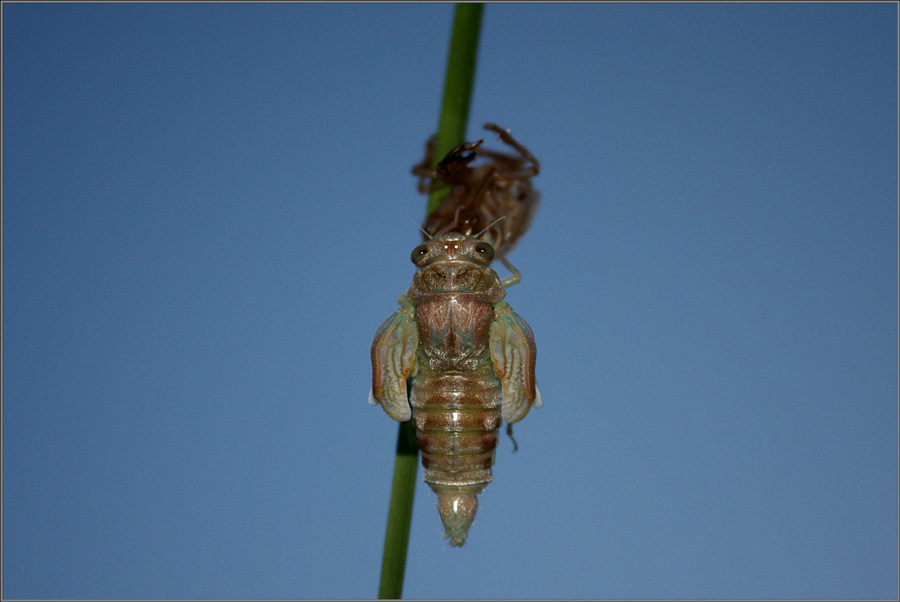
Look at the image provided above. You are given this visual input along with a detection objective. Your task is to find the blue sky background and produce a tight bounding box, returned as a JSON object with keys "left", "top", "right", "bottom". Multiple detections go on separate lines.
{"left": 3, "top": 3, "right": 897, "bottom": 600}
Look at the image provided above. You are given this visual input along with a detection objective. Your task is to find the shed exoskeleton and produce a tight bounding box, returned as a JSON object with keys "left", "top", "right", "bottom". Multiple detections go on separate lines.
{"left": 370, "top": 232, "right": 541, "bottom": 546}
{"left": 413, "top": 123, "right": 540, "bottom": 257}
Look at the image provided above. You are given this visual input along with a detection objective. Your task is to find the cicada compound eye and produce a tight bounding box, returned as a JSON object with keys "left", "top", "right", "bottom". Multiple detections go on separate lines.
{"left": 411, "top": 244, "right": 429, "bottom": 264}
{"left": 474, "top": 241, "right": 495, "bottom": 262}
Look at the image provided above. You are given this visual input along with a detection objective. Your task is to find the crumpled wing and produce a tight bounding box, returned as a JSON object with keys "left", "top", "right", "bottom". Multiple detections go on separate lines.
{"left": 489, "top": 304, "right": 541, "bottom": 423}
{"left": 370, "top": 305, "right": 419, "bottom": 421}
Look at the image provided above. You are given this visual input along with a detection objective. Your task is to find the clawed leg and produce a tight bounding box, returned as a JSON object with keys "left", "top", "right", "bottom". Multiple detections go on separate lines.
{"left": 483, "top": 123, "right": 540, "bottom": 177}
{"left": 411, "top": 135, "right": 437, "bottom": 194}
{"left": 496, "top": 249, "right": 521, "bottom": 288}
{"left": 506, "top": 423, "right": 519, "bottom": 453}
{"left": 415, "top": 124, "right": 538, "bottom": 193}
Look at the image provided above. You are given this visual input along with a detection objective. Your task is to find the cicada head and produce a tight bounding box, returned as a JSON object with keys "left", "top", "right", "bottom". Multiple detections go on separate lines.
{"left": 407, "top": 233, "right": 505, "bottom": 300}
{"left": 410, "top": 232, "right": 495, "bottom": 267}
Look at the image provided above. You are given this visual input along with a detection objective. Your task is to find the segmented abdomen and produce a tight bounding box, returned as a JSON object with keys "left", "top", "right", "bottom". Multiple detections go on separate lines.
{"left": 410, "top": 364, "right": 501, "bottom": 547}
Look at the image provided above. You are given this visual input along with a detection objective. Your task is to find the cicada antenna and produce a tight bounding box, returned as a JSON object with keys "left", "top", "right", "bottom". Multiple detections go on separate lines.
{"left": 407, "top": 216, "right": 434, "bottom": 240}
{"left": 474, "top": 216, "right": 521, "bottom": 288}
{"left": 474, "top": 216, "right": 506, "bottom": 240}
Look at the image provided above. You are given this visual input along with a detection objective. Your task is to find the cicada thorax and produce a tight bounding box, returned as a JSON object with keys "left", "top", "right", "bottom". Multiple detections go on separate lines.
{"left": 415, "top": 123, "right": 540, "bottom": 256}
{"left": 371, "top": 225, "right": 541, "bottom": 548}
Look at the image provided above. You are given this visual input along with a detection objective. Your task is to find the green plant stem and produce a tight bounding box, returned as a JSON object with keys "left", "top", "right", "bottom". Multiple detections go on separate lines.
{"left": 378, "top": 4, "right": 483, "bottom": 600}
{"left": 427, "top": 3, "right": 484, "bottom": 217}
{"left": 377, "top": 420, "right": 419, "bottom": 600}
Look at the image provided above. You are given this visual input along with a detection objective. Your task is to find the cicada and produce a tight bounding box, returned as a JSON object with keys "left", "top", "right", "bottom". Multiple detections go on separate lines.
{"left": 413, "top": 123, "right": 540, "bottom": 257}
{"left": 370, "top": 232, "right": 541, "bottom": 547}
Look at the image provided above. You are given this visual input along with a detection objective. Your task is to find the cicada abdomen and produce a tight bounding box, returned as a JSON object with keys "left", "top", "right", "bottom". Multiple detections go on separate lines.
{"left": 370, "top": 233, "right": 541, "bottom": 546}
{"left": 413, "top": 123, "right": 540, "bottom": 256}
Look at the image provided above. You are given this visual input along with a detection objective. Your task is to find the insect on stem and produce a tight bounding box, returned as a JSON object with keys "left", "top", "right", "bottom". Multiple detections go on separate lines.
{"left": 371, "top": 232, "right": 541, "bottom": 546}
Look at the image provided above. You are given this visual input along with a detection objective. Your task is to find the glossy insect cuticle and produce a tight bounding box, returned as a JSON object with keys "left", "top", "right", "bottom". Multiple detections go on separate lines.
{"left": 411, "top": 245, "right": 428, "bottom": 264}
{"left": 475, "top": 242, "right": 495, "bottom": 261}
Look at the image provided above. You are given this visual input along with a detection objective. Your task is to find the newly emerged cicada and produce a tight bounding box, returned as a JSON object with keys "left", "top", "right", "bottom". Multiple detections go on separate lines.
{"left": 369, "top": 232, "right": 541, "bottom": 547}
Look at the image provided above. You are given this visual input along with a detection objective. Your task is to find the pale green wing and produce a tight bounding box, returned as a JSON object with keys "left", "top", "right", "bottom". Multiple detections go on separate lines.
{"left": 489, "top": 304, "right": 540, "bottom": 423}
{"left": 370, "top": 305, "right": 418, "bottom": 421}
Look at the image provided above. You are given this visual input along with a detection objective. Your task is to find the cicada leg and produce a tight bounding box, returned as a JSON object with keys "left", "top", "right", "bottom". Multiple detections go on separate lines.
{"left": 506, "top": 423, "right": 519, "bottom": 453}
{"left": 495, "top": 250, "right": 521, "bottom": 289}
{"left": 483, "top": 123, "right": 540, "bottom": 178}
{"left": 411, "top": 135, "right": 436, "bottom": 194}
